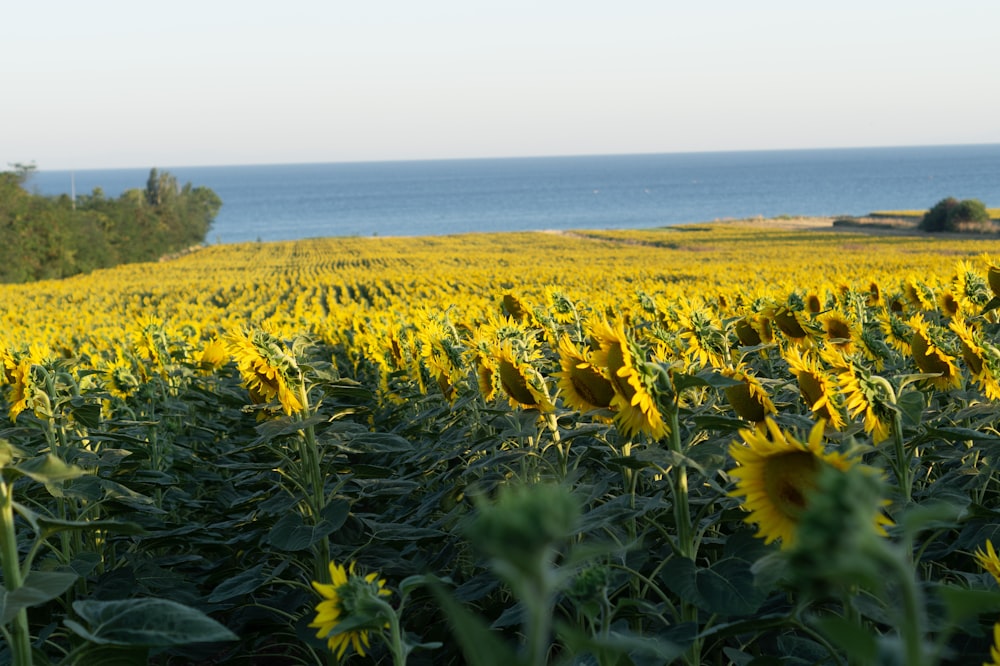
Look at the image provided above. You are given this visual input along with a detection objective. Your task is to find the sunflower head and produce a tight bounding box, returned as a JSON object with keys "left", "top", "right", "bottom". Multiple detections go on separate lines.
{"left": 722, "top": 366, "right": 776, "bottom": 425}
{"left": 784, "top": 347, "right": 844, "bottom": 430}
{"left": 908, "top": 315, "right": 962, "bottom": 390}
{"left": 975, "top": 540, "right": 1000, "bottom": 586}
{"left": 590, "top": 320, "right": 668, "bottom": 439}
{"left": 729, "top": 419, "right": 881, "bottom": 550}
{"left": 818, "top": 311, "right": 859, "bottom": 352}
{"left": 554, "top": 335, "right": 615, "bottom": 414}
{"left": 198, "top": 337, "right": 228, "bottom": 374}
{"left": 987, "top": 260, "right": 1000, "bottom": 299}
{"left": 226, "top": 328, "right": 304, "bottom": 415}
{"left": 492, "top": 340, "right": 554, "bottom": 412}
{"left": 310, "top": 561, "right": 392, "bottom": 659}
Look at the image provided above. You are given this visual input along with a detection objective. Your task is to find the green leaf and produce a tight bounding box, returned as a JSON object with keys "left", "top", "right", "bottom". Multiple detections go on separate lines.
{"left": 556, "top": 621, "right": 687, "bottom": 662}
{"left": 14, "top": 454, "right": 87, "bottom": 484}
{"left": 428, "top": 579, "right": 523, "bottom": 666}
{"left": 207, "top": 563, "right": 270, "bottom": 603}
{"left": 64, "top": 645, "right": 150, "bottom": 666}
{"left": 936, "top": 585, "right": 1000, "bottom": 624}
{"left": 69, "top": 398, "right": 103, "bottom": 429}
{"left": 0, "top": 570, "right": 78, "bottom": 624}
{"left": 895, "top": 390, "right": 924, "bottom": 427}
{"left": 661, "top": 557, "right": 767, "bottom": 616}
{"left": 899, "top": 502, "right": 964, "bottom": 540}
{"left": 267, "top": 512, "right": 340, "bottom": 551}
{"left": 66, "top": 598, "right": 238, "bottom": 646}
{"left": 811, "top": 615, "right": 878, "bottom": 663}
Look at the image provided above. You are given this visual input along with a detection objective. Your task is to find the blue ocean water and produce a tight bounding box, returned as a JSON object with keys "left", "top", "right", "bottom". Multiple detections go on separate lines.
{"left": 29, "top": 145, "right": 1000, "bottom": 245}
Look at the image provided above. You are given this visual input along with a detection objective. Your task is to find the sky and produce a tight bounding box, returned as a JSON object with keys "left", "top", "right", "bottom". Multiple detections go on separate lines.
{"left": 3, "top": 1, "right": 999, "bottom": 171}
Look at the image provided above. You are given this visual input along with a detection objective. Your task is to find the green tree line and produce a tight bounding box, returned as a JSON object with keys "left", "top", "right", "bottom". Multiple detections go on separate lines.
{"left": 0, "top": 167, "right": 221, "bottom": 283}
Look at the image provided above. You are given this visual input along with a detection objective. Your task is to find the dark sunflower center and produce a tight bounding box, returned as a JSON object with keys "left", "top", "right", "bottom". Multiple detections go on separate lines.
{"left": 498, "top": 360, "right": 537, "bottom": 405}
{"left": 762, "top": 451, "right": 820, "bottom": 519}
{"left": 570, "top": 364, "right": 614, "bottom": 408}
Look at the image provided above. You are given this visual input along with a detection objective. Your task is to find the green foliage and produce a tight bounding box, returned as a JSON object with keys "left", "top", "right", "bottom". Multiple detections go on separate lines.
{"left": 920, "top": 196, "right": 992, "bottom": 232}
{"left": 0, "top": 168, "right": 221, "bottom": 283}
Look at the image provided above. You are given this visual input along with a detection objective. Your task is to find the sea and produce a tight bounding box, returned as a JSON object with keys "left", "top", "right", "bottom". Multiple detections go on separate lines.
{"left": 28, "top": 144, "right": 1000, "bottom": 245}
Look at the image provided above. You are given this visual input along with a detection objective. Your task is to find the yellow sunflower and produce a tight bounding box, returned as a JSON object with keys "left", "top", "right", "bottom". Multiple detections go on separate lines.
{"left": 817, "top": 311, "right": 860, "bottom": 354}
{"left": 950, "top": 318, "right": 1000, "bottom": 400}
{"left": 783, "top": 347, "right": 844, "bottom": 430}
{"left": 722, "top": 365, "right": 776, "bottom": 425}
{"left": 198, "top": 337, "right": 228, "bottom": 374}
{"left": 6, "top": 358, "right": 37, "bottom": 422}
{"left": 677, "top": 307, "right": 728, "bottom": 369}
{"left": 590, "top": 319, "right": 667, "bottom": 440}
{"left": 986, "top": 622, "right": 1000, "bottom": 666}
{"left": 975, "top": 539, "right": 1000, "bottom": 585}
{"left": 908, "top": 315, "right": 962, "bottom": 391}
{"left": 554, "top": 335, "right": 615, "bottom": 414}
{"left": 822, "top": 348, "right": 891, "bottom": 444}
{"left": 310, "top": 560, "right": 392, "bottom": 659}
{"left": 729, "top": 419, "right": 855, "bottom": 549}
{"left": 225, "top": 328, "right": 303, "bottom": 415}
{"left": 102, "top": 352, "right": 140, "bottom": 400}
{"left": 474, "top": 353, "right": 498, "bottom": 402}
{"left": 734, "top": 317, "right": 762, "bottom": 347}
{"left": 986, "top": 256, "right": 1000, "bottom": 299}
{"left": 492, "top": 340, "right": 554, "bottom": 412}
{"left": 877, "top": 311, "right": 911, "bottom": 355}
{"left": 866, "top": 281, "right": 882, "bottom": 308}
{"left": 937, "top": 289, "right": 961, "bottom": 318}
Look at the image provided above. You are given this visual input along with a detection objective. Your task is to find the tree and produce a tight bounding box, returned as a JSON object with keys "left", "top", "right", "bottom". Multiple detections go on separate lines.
{"left": 920, "top": 197, "right": 991, "bottom": 232}
{"left": 6, "top": 162, "right": 37, "bottom": 185}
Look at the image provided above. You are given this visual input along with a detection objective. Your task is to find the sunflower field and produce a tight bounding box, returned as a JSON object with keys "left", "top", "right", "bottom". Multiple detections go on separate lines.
{"left": 5, "top": 223, "right": 1000, "bottom": 665}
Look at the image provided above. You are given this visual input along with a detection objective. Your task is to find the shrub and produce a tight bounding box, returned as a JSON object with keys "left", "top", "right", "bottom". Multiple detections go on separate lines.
{"left": 920, "top": 197, "right": 991, "bottom": 232}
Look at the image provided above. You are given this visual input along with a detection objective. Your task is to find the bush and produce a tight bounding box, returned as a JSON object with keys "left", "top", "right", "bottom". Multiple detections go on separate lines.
{"left": 920, "top": 197, "right": 991, "bottom": 232}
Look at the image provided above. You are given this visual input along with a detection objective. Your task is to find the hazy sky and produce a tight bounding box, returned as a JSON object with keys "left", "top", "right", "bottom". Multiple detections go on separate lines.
{"left": 3, "top": 1, "right": 998, "bottom": 170}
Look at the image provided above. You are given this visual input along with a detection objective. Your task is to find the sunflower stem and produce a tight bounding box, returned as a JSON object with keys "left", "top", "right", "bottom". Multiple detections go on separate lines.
{"left": 297, "top": 375, "right": 331, "bottom": 583}
{"left": 871, "top": 375, "right": 911, "bottom": 504}
{"left": 0, "top": 478, "right": 33, "bottom": 666}
{"left": 664, "top": 405, "right": 701, "bottom": 666}
{"left": 665, "top": 406, "right": 693, "bottom": 560}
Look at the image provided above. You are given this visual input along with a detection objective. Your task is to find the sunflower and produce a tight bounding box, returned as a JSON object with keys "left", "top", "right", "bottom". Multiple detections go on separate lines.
{"left": 501, "top": 292, "right": 534, "bottom": 324}
{"left": 908, "top": 314, "right": 963, "bottom": 391}
{"left": 986, "top": 623, "right": 1000, "bottom": 666}
{"left": 722, "top": 365, "right": 776, "bottom": 425}
{"left": 784, "top": 347, "right": 844, "bottom": 430}
{"left": 818, "top": 311, "right": 860, "bottom": 353}
{"left": 226, "top": 328, "right": 303, "bottom": 415}
{"left": 198, "top": 337, "right": 228, "bottom": 374}
{"left": 677, "top": 307, "right": 728, "bottom": 369}
{"left": 6, "top": 357, "right": 37, "bottom": 422}
{"left": 877, "top": 311, "right": 912, "bottom": 355}
{"left": 803, "top": 292, "right": 822, "bottom": 315}
{"left": 986, "top": 256, "right": 1000, "bottom": 299}
{"left": 975, "top": 540, "right": 1000, "bottom": 585}
{"left": 734, "top": 317, "right": 762, "bottom": 347}
{"left": 866, "top": 281, "right": 882, "bottom": 308}
{"left": 950, "top": 319, "right": 1000, "bottom": 400}
{"left": 904, "top": 276, "right": 936, "bottom": 311}
{"left": 590, "top": 319, "right": 667, "bottom": 440}
{"left": 474, "top": 353, "right": 498, "bottom": 402}
{"left": 492, "top": 340, "right": 554, "bottom": 412}
{"left": 937, "top": 289, "right": 961, "bottom": 318}
{"left": 729, "top": 419, "right": 856, "bottom": 549}
{"left": 822, "top": 348, "right": 892, "bottom": 444}
{"left": 310, "top": 560, "right": 392, "bottom": 659}
{"left": 554, "top": 335, "right": 615, "bottom": 413}
{"left": 102, "top": 352, "right": 140, "bottom": 400}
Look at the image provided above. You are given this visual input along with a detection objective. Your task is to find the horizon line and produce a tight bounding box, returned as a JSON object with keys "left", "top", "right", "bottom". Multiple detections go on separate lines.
{"left": 21, "top": 140, "right": 1000, "bottom": 173}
